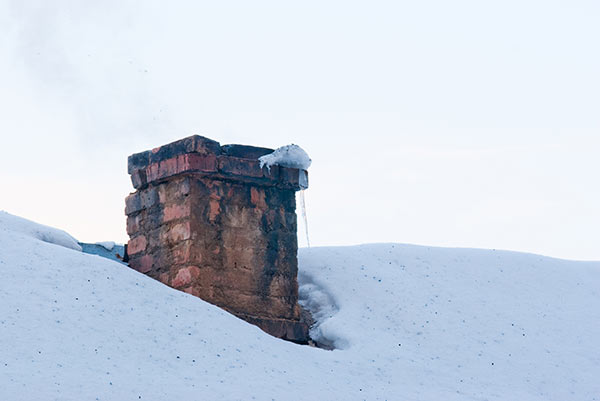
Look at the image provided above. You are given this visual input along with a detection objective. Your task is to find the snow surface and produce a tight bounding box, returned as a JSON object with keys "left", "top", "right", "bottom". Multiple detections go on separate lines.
{"left": 1, "top": 213, "right": 599, "bottom": 401}
{"left": 94, "top": 241, "right": 116, "bottom": 252}
{"left": 0, "top": 211, "right": 81, "bottom": 251}
{"left": 258, "top": 144, "right": 312, "bottom": 171}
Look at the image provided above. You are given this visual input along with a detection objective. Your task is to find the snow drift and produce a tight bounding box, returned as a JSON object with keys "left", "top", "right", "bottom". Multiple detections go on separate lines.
{"left": 0, "top": 211, "right": 81, "bottom": 251}
{"left": 1, "top": 212, "right": 599, "bottom": 401}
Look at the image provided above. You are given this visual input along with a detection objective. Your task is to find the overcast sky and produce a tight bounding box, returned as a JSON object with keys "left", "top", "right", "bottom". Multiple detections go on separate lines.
{"left": 1, "top": 0, "right": 598, "bottom": 260}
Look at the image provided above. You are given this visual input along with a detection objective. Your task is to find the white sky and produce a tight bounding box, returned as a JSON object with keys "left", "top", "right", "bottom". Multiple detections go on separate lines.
{"left": 1, "top": 0, "right": 598, "bottom": 260}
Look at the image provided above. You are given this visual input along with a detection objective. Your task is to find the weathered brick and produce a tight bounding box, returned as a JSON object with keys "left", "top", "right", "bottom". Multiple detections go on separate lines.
{"left": 130, "top": 254, "right": 153, "bottom": 274}
{"left": 250, "top": 187, "right": 267, "bottom": 209}
{"left": 162, "top": 201, "right": 191, "bottom": 222}
{"left": 210, "top": 291, "right": 297, "bottom": 320}
{"left": 268, "top": 275, "right": 296, "bottom": 297}
{"left": 125, "top": 193, "right": 142, "bottom": 215}
{"left": 240, "top": 315, "right": 309, "bottom": 343}
{"left": 148, "top": 135, "right": 220, "bottom": 164}
{"left": 218, "top": 156, "right": 270, "bottom": 179}
{"left": 220, "top": 144, "right": 273, "bottom": 159}
{"left": 221, "top": 229, "right": 260, "bottom": 251}
{"left": 279, "top": 167, "right": 303, "bottom": 189}
{"left": 130, "top": 169, "right": 148, "bottom": 189}
{"left": 172, "top": 265, "right": 201, "bottom": 288}
{"left": 159, "top": 221, "right": 191, "bottom": 245}
{"left": 137, "top": 208, "right": 163, "bottom": 233}
{"left": 221, "top": 205, "right": 253, "bottom": 229}
{"left": 144, "top": 154, "right": 218, "bottom": 184}
{"left": 126, "top": 214, "right": 141, "bottom": 236}
{"left": 187, "top": 153, "right": 218, "bottom": 173}
{"left": 140, "top": 187, "right": 159, "bottom": 209}
{"left": 152, "top": 240, "right": 194, "bottom": 267}
{"left": 127, "top": 235, "right": 147, "bottom": 255}
{"left": 127, "top": 150, "right": 151, "bottom": 174}
{"left": 158, "top": 177, "right": 191, "bottom": 203}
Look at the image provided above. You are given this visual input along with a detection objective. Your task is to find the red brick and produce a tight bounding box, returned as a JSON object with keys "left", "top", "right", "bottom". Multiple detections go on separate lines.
{"left": 188, "top": 153, "right": 217, "bottom": 173}
{"left": 131, "top": 255, "right": 153, "bottom": 274}
{"left": 218, "top": 156, "right": 269, "bottom": 179}
{"left": 148, "top": 135, "right": 220, "bottom": 164}
{"left": 128, "top": 235, "right": 147, "bottom": 255}
{"left": 171, "top": 241, "right": 195, "bottom": 265}
{"left": 144, "top": 154, "right": 217, "bottom": 184}
{"left": 172, "top": 265, "right": 201, "bottom": 288}
{"left": 250, "top": 187, "right": 267, "bottom": 209}
{"left": 159, "top": 272, "right": 170, "bottom": 284}
{"left": 126, "top": 215, "right": 140, "bottom": 236}
{"left": 159, "top": 222, "right": 191, "bottom": 244}
{"left": 162, "top": 202, "right": 190, "bottom": 222}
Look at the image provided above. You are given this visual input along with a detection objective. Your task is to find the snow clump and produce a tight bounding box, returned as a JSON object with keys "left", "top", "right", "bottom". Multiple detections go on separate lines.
{"left": 258, "top": 144, "right": 311, "bottom": 171}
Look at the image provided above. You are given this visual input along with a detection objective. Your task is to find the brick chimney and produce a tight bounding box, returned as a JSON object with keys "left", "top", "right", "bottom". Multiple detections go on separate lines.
{"left": 125, "top": 136, "right": 310, "bottom": 343}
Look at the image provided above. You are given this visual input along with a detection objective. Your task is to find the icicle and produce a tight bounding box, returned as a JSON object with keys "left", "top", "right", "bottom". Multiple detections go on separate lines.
{"left": 299, "top": 189, "right": 310, "bottom": 248}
